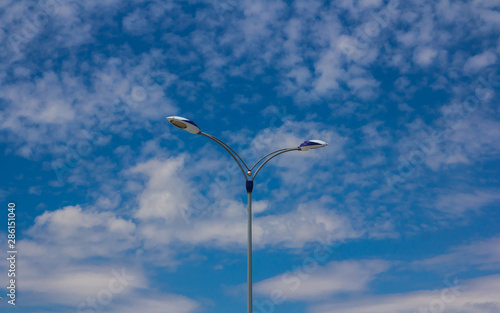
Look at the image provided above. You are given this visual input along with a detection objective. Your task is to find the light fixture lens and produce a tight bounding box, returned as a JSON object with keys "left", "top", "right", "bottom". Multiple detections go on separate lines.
{"left": 171, "top": 120, "right": 187, "bottom": 129}
{"left": 166, "top": 116, "right": 201, "bottom": 134}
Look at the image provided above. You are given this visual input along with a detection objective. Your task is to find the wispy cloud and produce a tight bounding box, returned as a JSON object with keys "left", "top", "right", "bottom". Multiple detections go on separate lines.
{"left": 413, "top": 236, "right": 500, "bottom": 271}
{"left": 255, "top": 260, "right": 390, "bottom": 301}
{"left": 434, "top": 190, "right": 500, "bottom": 217}
{"left": 312, "top": 274, "right": 500, "bottom": 313}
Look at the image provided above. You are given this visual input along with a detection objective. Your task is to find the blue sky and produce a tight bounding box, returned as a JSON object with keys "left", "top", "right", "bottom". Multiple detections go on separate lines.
{"left": 1, "top": 0, "right": 500, "bottom": 312}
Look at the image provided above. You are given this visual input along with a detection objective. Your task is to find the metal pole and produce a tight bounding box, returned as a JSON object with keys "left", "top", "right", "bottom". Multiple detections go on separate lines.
{"left": 247, "top": 191, "right": 253, "bottom": 313}
{"left": 169, "top": 126, "right": 326, "bottom": 313}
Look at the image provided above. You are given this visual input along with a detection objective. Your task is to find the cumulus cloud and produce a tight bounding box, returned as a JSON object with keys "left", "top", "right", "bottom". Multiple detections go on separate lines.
{"left": 129, "top": 156, "right": 191, "bottom": 221}
{"left": 16, "top": 204, "right": 201, "bottom": 311}
{"left": 29, "top": 205, "right": 138, "bottom": 259}
{"left": 128, "top": 156, "right": 360, "bottom": 250}
{"left": 413, "top": 47, "right": 438, "bottom": 66}
{"left": 464, "top": 51, "right": 497, "bottom": 73}
{"left": 18, "top": 205, "right": 141, "bottom": 306}
{"left": 0, "top": 52, "right": 178, "bottom": 159}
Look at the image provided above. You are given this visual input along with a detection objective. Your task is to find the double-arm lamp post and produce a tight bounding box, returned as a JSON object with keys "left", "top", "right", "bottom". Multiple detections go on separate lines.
{"left": 166, "top": 115, "right": 328, "bottom": 313}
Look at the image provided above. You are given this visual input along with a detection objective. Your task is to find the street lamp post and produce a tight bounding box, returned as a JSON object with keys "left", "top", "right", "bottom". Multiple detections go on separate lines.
{"left": 166, "top": 115, "right": 328, "bottom": 313}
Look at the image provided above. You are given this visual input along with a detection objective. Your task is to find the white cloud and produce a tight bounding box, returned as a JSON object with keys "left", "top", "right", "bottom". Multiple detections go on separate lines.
{"left": 414, "top": 236, "right": 500, "bottom": 271}
{"left": 254, "top": 201, "right": 360, "bottom": 248}
{"left": 129, "top": 156, "right": 191, "bottom": 221}
{"left": 126, "top": 145, "right": 362, "bottom": 250}
{"left": 16, "top": 203, "right": 201, "bottom": 310}
{"left": 19, "top": 261, "right": 199, "bottom": 313}
{"left": 343, "top": 66, "right": 380, "bottom": 100}
{"left": 0, "top": 51, "right": 178, "bottom": 160}
{"left": 1, "top": 71, "right": 76, "bottom": 124}
{"left": 477, "top": 7, "right": 500, "bottom": 27}
{"left": 312, "top": 274, "right": 500, "bottom": 313}
{"left": 346, "top": 76, "right": 380, "bottom": 100}
{"left": 133, "top": 182, "right": 360, "bottom": 250}
{"left": 464, "top": 51, "right": 497, "bottom": 73}
{"left": 360, "top": 121, "right": 392, "bottom": 149}
{"left": 313, "top": 44, "right": 344, "bottom": 95}
{"left": 122, "top": 9, "right": 151, "bottom": 36}
{"left": 394, "top": 111, "right": 500, "bottom": 173}
{"left": 336, "top": 0, "right": 384, "bottom": 17}
{"left": 435, "top": 190, "right": 500, "bottom": 217}
{"left": 359, "top": 0, "right": 383, "bottom": 9}
{"left": 255, "top": 260, "right": 390, "bottom": 301}
{"left": 19, "top": 265, "right": 146, "bottom": 305}
{"left": 398, "top": 102, "right": 414, "bottom": 112}
{"left": 17, "top": 205, "right": 143, "bottom": 306}
{"left": 28, "top": 185, "right": 42, "bottom": 195}
{"left": 107, "top": 295, "right": 199, "bottom": 313}
{"left": 28, "top": 205, "right": 138, "bottom": 259}
{"left": 413, "top": 47, "right": 438, "bottom": 66}
{"left": 240, "top": 0, "right": 286, "bottom": 44}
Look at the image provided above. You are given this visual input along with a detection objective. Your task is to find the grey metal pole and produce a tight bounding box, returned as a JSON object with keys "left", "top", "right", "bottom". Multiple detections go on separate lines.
{"left": 167, "top": 121, "right": 327, "bottom": 313}
{"left": 247, "top": 191, "right": 253, "bottom": 313}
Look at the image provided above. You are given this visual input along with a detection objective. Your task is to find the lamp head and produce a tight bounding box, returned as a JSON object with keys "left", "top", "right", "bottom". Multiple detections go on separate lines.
{"left": 166, "top": 116, "right": 201, "bottom": 134}
{"left": 298, "top": 140, "right": 328, "bottom": 151}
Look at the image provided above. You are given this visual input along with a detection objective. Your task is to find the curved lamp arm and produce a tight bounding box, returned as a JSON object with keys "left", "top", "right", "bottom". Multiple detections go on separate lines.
{"left": 251, "top": 148, "right": 300, "bottom": 181}
{"left": 249, "top": 148, "right": 290, "bottom": 171}
{"left": 200, "top": 132, "right": 249, "bottom": 180}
